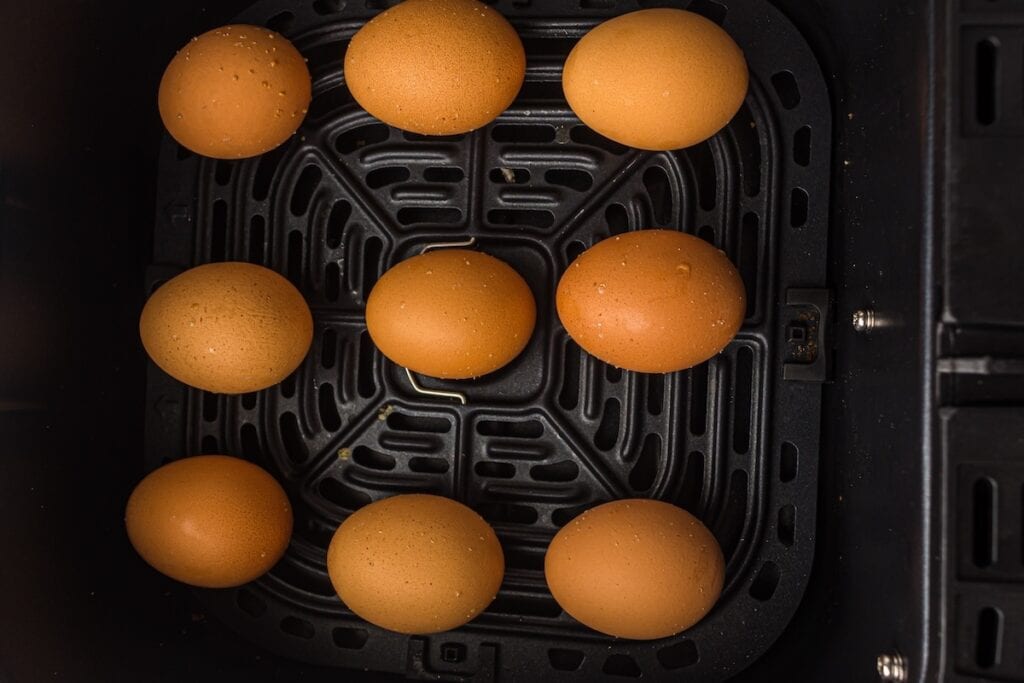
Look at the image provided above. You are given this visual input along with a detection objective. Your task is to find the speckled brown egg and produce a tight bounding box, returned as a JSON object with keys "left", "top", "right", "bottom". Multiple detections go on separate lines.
{"left": 366, "top": 249, "right": 536, "bottom": 379}
{"left": 139, "top": 262, "right": 313, "bottom": 394}
{"left": 159, "top": 25, "right": 311, "bottom": 158}
{"left": 545, "top": 499, "right": 724, "bottom": 640}
{"left": 562, "top": 9, "right": 748, "bottom": 150}
{"left": 344, "top": 0, "right": 525, "bottom": 135}
{"left": 326, "top": 494, "right": 504, "bottom": 634}
{"left": 125, "top": 455, "right": 293, "bottom": 588}
{"left": 556, "top": 230, "right": 745, "bottom": 373}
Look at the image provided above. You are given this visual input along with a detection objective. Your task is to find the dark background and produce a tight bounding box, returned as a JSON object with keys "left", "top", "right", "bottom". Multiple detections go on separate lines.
{"left": 0, "top": 0, "right": 940, "bottom": 681}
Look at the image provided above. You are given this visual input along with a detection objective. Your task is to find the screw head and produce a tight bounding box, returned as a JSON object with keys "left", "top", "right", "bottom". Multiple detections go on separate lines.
{"left": 852, "top": 309, "right": 875, "bottom": 332}
{"left": 877, "top": 653, "right": 907, "bottom": 682}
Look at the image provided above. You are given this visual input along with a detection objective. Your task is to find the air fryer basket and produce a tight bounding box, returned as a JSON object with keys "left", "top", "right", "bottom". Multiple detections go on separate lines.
{"left": 143, "top": 0, "right": 830, "bottom": 680}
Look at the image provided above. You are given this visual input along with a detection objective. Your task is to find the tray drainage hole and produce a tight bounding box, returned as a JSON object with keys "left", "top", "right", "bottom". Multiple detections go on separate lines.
{"left": 424, "top": 166, "right": 465, "bottom": 183}
{"left": 236, "top": 588, "right": 267, "bottom": 618}
{"left": 657, "top": 639, "right": 699, "bottom": 670}
{"left": 409, "top": 456, "right": 449, "bottom": 474}
{"left": 279, "top": 412, "right": 308, "bottom": 464}
{"left": 688, "top": 362, "right": 710, "bottom": 436}
{"left": 202, "top": 392, "right": 219, "bottom": 422}
{"left": 780, "top": 441, "right": 798, "bottom": 482}
{"left": 790, "top": 187, "right": 809, "bottom": 227}
{"left": 697, "top": 224, "right": 717, "bottom": 246}
{"left": 629, "top": 434, "right": 661, "bottom": 492}
{"left": 488, "top": 167, "right": 530, "bottom": 184}
{"left": 210, "top": 200, "right": 227, "bottom": 262}
{"left": 491, "top": 124, "right": 555, "bottom": 143}
{"left": 290, "top": 166, "right": 322, "bottom": 217}
{"left": 248, "top": 215, "right": 266, "bottom": 264}
{"left": 313, "top": 0, "right": 345, "bottom": 14}
{"left": 749, "top": 560, "right": 780, "bottom": 601}
{"left": 388, "top": 412, "right": 452, "bottom": 434}
{"left": 475, "top": 461, "right": 516, "bottom": 479}
{"left": 325, "top": 262, "right": 341, "bottom": 302}
{"left": 646, "top": 373, "right": 665, "bottom": 415}
{"left": 771, "top": 70, "right": 801, "bottom": 110}
{"left": 201, "top": 435, "right": 219, "bottom": 454}
{"left": 441, "top": 643, "right": 466, "bottom": 664}
{"left": 333, "top": 627, "right": 368, "bottom": 649}
{"left": 319, "top": 477, "right": 372, "bottom": 511}
{"left": 530, "top": 460, "right": 579, "bottom": 483}
{"left": 570, "top": 125, "right": 629, "bottom": 155}
{"left": 476, "top": 419, "right": 542, "bottom": 438}
{"left": 336, "top": 123, "right": 390, "bottom": 155}
{"left": 606, "top": 364, "right": 622, "bottom": 383}
{"left": 214, "top": 159, "right": 233, "bottom": 186}
{"left": 729, "top": 104, "right": 761, "bottom": 196}
{"left": 478, "top": 502, "right": 538, "bottom": 525}
{"left": 557, "top": 335, "right": 581, "bottom": 405}
{"left": 738, "top": 213, "right": 760, "bottom": 319}
{"left": 976, "top": 607, "right": 1003, "bottom": 669}
{"left": 545, "top": 168, "right": 593, "bottom": 191}
{"left": 643, "top": 166, "right": 673, "bottom": 225}
{"left": 687, "top": 141, "right": 717, "bottom": 211}
{"left": 605, "top": 203, "right": 629, "bottom": 236}
{"left": 488, "top": 209, "right": 554, "bottom": 229}
{"left": 240, "top": 423, "right": 262, "bottom": 461}
{"left": 732, "top": 347, "right": 754, "bottom": 454}
{"left": 778, "top": 504, "right": 795, "bottom": 547}
{"left": 280, "top": 616, "right": 314, "bottom": 640}
{"left": 684, "top": 0, "right": 726, "bottom": 24}
{"left": 505, "top": 546, "right": 544, "bottom": 571}
{"left": 241, "top": 392, "right": 258, "bottom": 410}
{"left": 366, "top": 166, "right": 410, "bottom": 189}
{"left": 326, "top": 200, "right": 351, "bottom": 249}
{"left": 594, "top": 398, "right": 621, "bottom": 451}
{"left": 352, "top": 445, "right": 396, "bottom": 471}
{"left": 975, "top": 38, "right": 999, "bottom": 126}
{"left": 548, "top": 649, "right": 584, "bottom": 672}
{"left": 793, "top": 126, "right": 811, "bottom": 167}
{"left": 357, "top": 330, "right": 376, "bottom": 398}
{"left": 677, "top": 451, "right": 705, "bottom": 511}
{"left": 565, "top": 240, "right": 587, "bottom": 266}
{"left": 972, "top": 477, "right": 998, "bottom": 568}
{"left": 716, "top": 469, "right": 749, "bottom": 560}
{"left": 265, "top": 11, "right": 295, "bottom": 35}
{"left": 602, "top": 653, "right": 641, "bottom": 678}
{"left": 318, "top": 383, "right": 342, "bottom": 431}
{"left": 361, "top": 236, "right": 383, "bottom": 300}
{"left": 280, "top": 372, "right": 297, "bottom": 398}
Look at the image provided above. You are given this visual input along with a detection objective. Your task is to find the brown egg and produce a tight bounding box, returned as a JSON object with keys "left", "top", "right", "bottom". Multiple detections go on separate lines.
{"left": 125, "top": 455, "right": 293, "bottom": 588}
{"left": 326, "top": 494, "right": 504, "bottom": 634}
{"left": 556, "top": 230, "right": 745, "bottom": 373}
{"left": 562, "top": 9, "right": 748, "bottom": 150}
{"left": 545, "top": 499, "right": 724, "bottom": 640}
{"left": 139, "top": 262, "right": 313, "bottom": 394}
{"left": 159, "top": 25, "right": 311, "bottom": 158}
{"left": 366, "top": 249, "right": 536, "bottom": 379}
{"left": 344, "top": 0, "right": 525, "bottom": 135}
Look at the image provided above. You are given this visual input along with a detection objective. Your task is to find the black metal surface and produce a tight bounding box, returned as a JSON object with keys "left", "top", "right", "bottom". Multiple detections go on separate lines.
{"left": 142, "top": 0, "right": 831, "bottom": 680}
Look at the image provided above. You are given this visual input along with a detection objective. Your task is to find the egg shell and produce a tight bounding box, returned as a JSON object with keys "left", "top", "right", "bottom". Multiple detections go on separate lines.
{"left": 125, "top": 455, "right": 293, "bottom": 588}
{"left": 556, "top": 230, "right": 745, "bottom": 373}
{"left": 159, "top": 24, "right": 311, "bottom": 158}
{"left": 366, "top": 249, "right": 536, "bottom": 379}
{"left": 544, "top": 499, "right": 724, "bottom": 640}
{"left": 562, "top": 8, "right": 748, "bottom": 151}
{"left": 139, "top": 262, "right": 313, "bottom": 394}
{"left": 326, "top": 494, "right": 504, "bottom": 634}
{"left": 344, "top": 0, "right": 525, "bottom": 135}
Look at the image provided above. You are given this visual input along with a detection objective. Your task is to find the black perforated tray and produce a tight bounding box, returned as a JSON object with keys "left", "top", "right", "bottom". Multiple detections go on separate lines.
{"left": 143, "top": 0, "right": 831, "bottom": 680}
